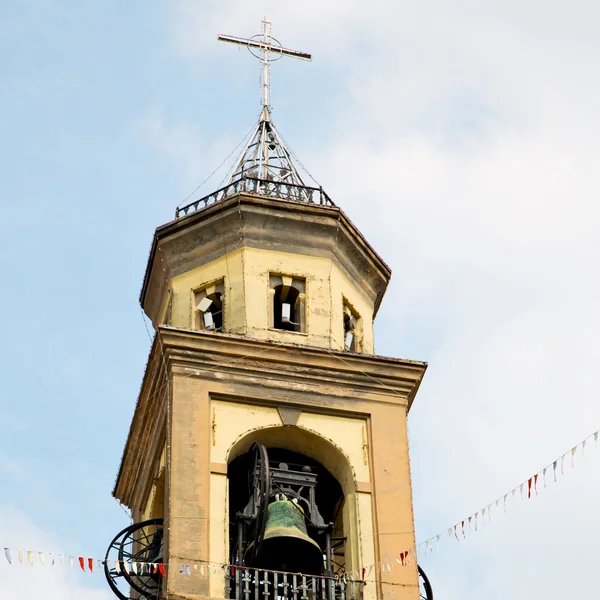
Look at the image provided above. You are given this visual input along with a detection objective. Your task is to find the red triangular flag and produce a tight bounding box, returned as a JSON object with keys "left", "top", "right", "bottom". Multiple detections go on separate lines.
{"left": 88, "top": 558, "right": 94, "bottom": 572}
{"left": 159, "top": 564, "right": 166, "bottom": 577}
{"left": 527, "top": 477, "right": 533, "bottom": 498}
{"left": 534, "top": 473, "right": 539, "bottom": 494}
{"left": 79, "top": 557, "right": 85, "bottom": 571}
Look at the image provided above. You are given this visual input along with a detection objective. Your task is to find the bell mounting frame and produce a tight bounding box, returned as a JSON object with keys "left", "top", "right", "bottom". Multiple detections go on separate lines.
{"left": 239, "top": 442, "right": 271, "bottom": 565}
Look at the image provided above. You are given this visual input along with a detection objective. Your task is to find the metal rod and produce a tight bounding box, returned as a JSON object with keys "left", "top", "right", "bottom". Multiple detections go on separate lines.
{"left": 243, "top": 568, "right": 251, "bottom": 600}
{"left": 325, "top": 530, "right": 332, "bottom": 576}
{"left": 301, "top": 575, "right": 308, "bottom": 600}
{"left": 348, "top": 580, "right": 356, "bottom": 600}
{"left": 263, "top": 571, "right": 271, "bottom": 600}
{"left": 217, "top": 36, "right": 312, "bottom": 60}
{"left": 235, "top": 566, "right": 241, "bottom": 600}
{"left": 237, "top": 520, "right": 244, "bottom": 565}
{"left": 282, "top": 573, "right": 289, "bottom": 600}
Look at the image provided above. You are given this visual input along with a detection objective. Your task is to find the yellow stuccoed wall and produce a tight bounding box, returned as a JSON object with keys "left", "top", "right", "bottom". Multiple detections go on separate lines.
{"left": 208, "top": 399, "right": 377, "bottom": 600}
{"left": 167, "top": 247, "right": 375, "bottom": 353}
{"left": 141, "top": 446, "right": 167, "bottom": 522}
{"left": 118, "top": 200, "right": 424, "bottom": 600}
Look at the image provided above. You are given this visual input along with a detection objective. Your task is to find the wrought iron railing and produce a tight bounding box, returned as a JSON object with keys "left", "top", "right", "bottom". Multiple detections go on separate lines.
{"left": 225, "top": 566, "right": 365, "bottom": 600}
{"left": 176, "top": 177, "right": 335, "bottom": 219}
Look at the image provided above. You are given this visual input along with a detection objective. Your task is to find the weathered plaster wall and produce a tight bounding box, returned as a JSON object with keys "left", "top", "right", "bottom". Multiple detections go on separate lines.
{"left": 169, "top": 249, "right": 246, "bottom": 334}
{"left": 115, "top": 330, "right": 425, "bottom": 600}
{"left": 208, "top": 400, "right": 376, "bottom": 599}
{"left": 141, "top": 446, "right": 167, "bottom": 521}
{"left": 167, "top": 247, "right": 375, "bottom": 353}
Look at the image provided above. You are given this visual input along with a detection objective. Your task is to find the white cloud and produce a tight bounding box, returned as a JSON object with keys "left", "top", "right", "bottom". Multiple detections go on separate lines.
{"left": 160, "top": 2, "right": 600, "bottom": 597}
{"left": 135, "top": 106, "right": 260, "bottom": 200}
{"left": 0, "top": 507, "right": 111, "bottom": 600}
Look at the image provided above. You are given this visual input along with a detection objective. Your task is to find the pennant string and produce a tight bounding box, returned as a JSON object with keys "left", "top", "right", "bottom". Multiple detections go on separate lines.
{"left": 0, "top": 426, "right": 597, "bottom": 581}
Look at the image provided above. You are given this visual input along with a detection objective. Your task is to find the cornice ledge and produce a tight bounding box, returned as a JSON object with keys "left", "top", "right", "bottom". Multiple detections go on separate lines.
{"left": 158, "top": 326, "right": 427, "bottom": 400}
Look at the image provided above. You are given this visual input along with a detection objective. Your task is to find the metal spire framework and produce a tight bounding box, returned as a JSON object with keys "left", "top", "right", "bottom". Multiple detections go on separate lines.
{"left": 218, "top": 20, "right": 317, "bottom": 201}
{"left": 225, "top": 109, "right": 309, "bottom": 189}
{"left": 176, "top": 19, "right": 334, "bottom": 219}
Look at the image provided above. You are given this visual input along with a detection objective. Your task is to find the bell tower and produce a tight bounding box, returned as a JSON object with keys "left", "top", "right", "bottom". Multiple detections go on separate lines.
{"left": 107, "top": 19, "right": 429, "bottom": 600}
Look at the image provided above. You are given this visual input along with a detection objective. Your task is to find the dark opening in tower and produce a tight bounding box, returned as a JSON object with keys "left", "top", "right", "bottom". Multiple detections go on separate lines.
{"left": 270, "top": 274, "right": 306, "bottom": 333}
{"left": 228, "top": 445, "right": 345, "bottom": 577}
{"left": 195, "top": 282, "right": 224, "bottom": 331}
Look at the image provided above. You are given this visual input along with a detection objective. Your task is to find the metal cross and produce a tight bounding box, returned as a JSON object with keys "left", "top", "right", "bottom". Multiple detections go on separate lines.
{"left": 218, "top": 18, "right": 311, "bottom": 110}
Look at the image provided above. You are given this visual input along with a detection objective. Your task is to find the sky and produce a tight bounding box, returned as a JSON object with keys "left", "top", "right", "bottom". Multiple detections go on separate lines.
{"left": 1, "top": 0, "right": 600, "bottom": 598}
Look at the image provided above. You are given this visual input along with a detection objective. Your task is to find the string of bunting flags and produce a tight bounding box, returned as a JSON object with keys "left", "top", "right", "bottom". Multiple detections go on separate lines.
{"left": 0, "top": 548, "right": 226, "bottom": 576}
{"left": 2, "top": 427, "right": 598, "bottom": 581}
{"left": 344, "top": 425, "right": 600, "bottom": 580}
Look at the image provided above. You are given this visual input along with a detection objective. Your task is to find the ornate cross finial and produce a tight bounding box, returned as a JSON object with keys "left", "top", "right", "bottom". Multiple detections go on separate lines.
{"left": 218, "top": 18, "right": 312, "bottom": 111}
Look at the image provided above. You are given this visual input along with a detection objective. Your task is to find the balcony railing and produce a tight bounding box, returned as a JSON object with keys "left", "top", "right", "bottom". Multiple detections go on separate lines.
{"left": 225, "top": 566, "right": 365, "bottom": 600}
{"left": 176, "top": 177, "right": 335, "bottom": 219}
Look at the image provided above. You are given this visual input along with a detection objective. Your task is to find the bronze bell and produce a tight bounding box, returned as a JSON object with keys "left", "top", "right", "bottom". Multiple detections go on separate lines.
{"left": 254, "top": 499, "right": 323, "bottom": 575}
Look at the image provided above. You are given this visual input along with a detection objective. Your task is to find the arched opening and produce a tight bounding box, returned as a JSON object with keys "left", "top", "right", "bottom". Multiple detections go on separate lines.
{"left": 226, "top": 427, "right": 355, "bottom": 580}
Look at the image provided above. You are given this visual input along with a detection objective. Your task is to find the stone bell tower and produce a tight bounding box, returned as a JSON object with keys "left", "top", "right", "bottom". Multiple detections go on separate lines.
{"left": 109, "top": 20, "right": 428, "bottom": 600}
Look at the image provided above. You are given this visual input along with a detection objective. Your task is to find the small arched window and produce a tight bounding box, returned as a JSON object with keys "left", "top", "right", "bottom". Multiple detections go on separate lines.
{"left": 273, "top": 284, "right": 300, "bottom": 331}
{"left": 343, "top": 301, "right": 362, "bottom": 352}
{"left": 270, "top": 274, "right": 306, "bottom": 333}
{"left": 195, "top": 280, "right": 225, "bottom": 332}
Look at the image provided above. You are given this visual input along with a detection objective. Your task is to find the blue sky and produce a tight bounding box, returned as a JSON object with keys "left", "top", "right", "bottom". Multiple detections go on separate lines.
{"left": 2, "top": 1, "right": 600, "bottom": 598}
